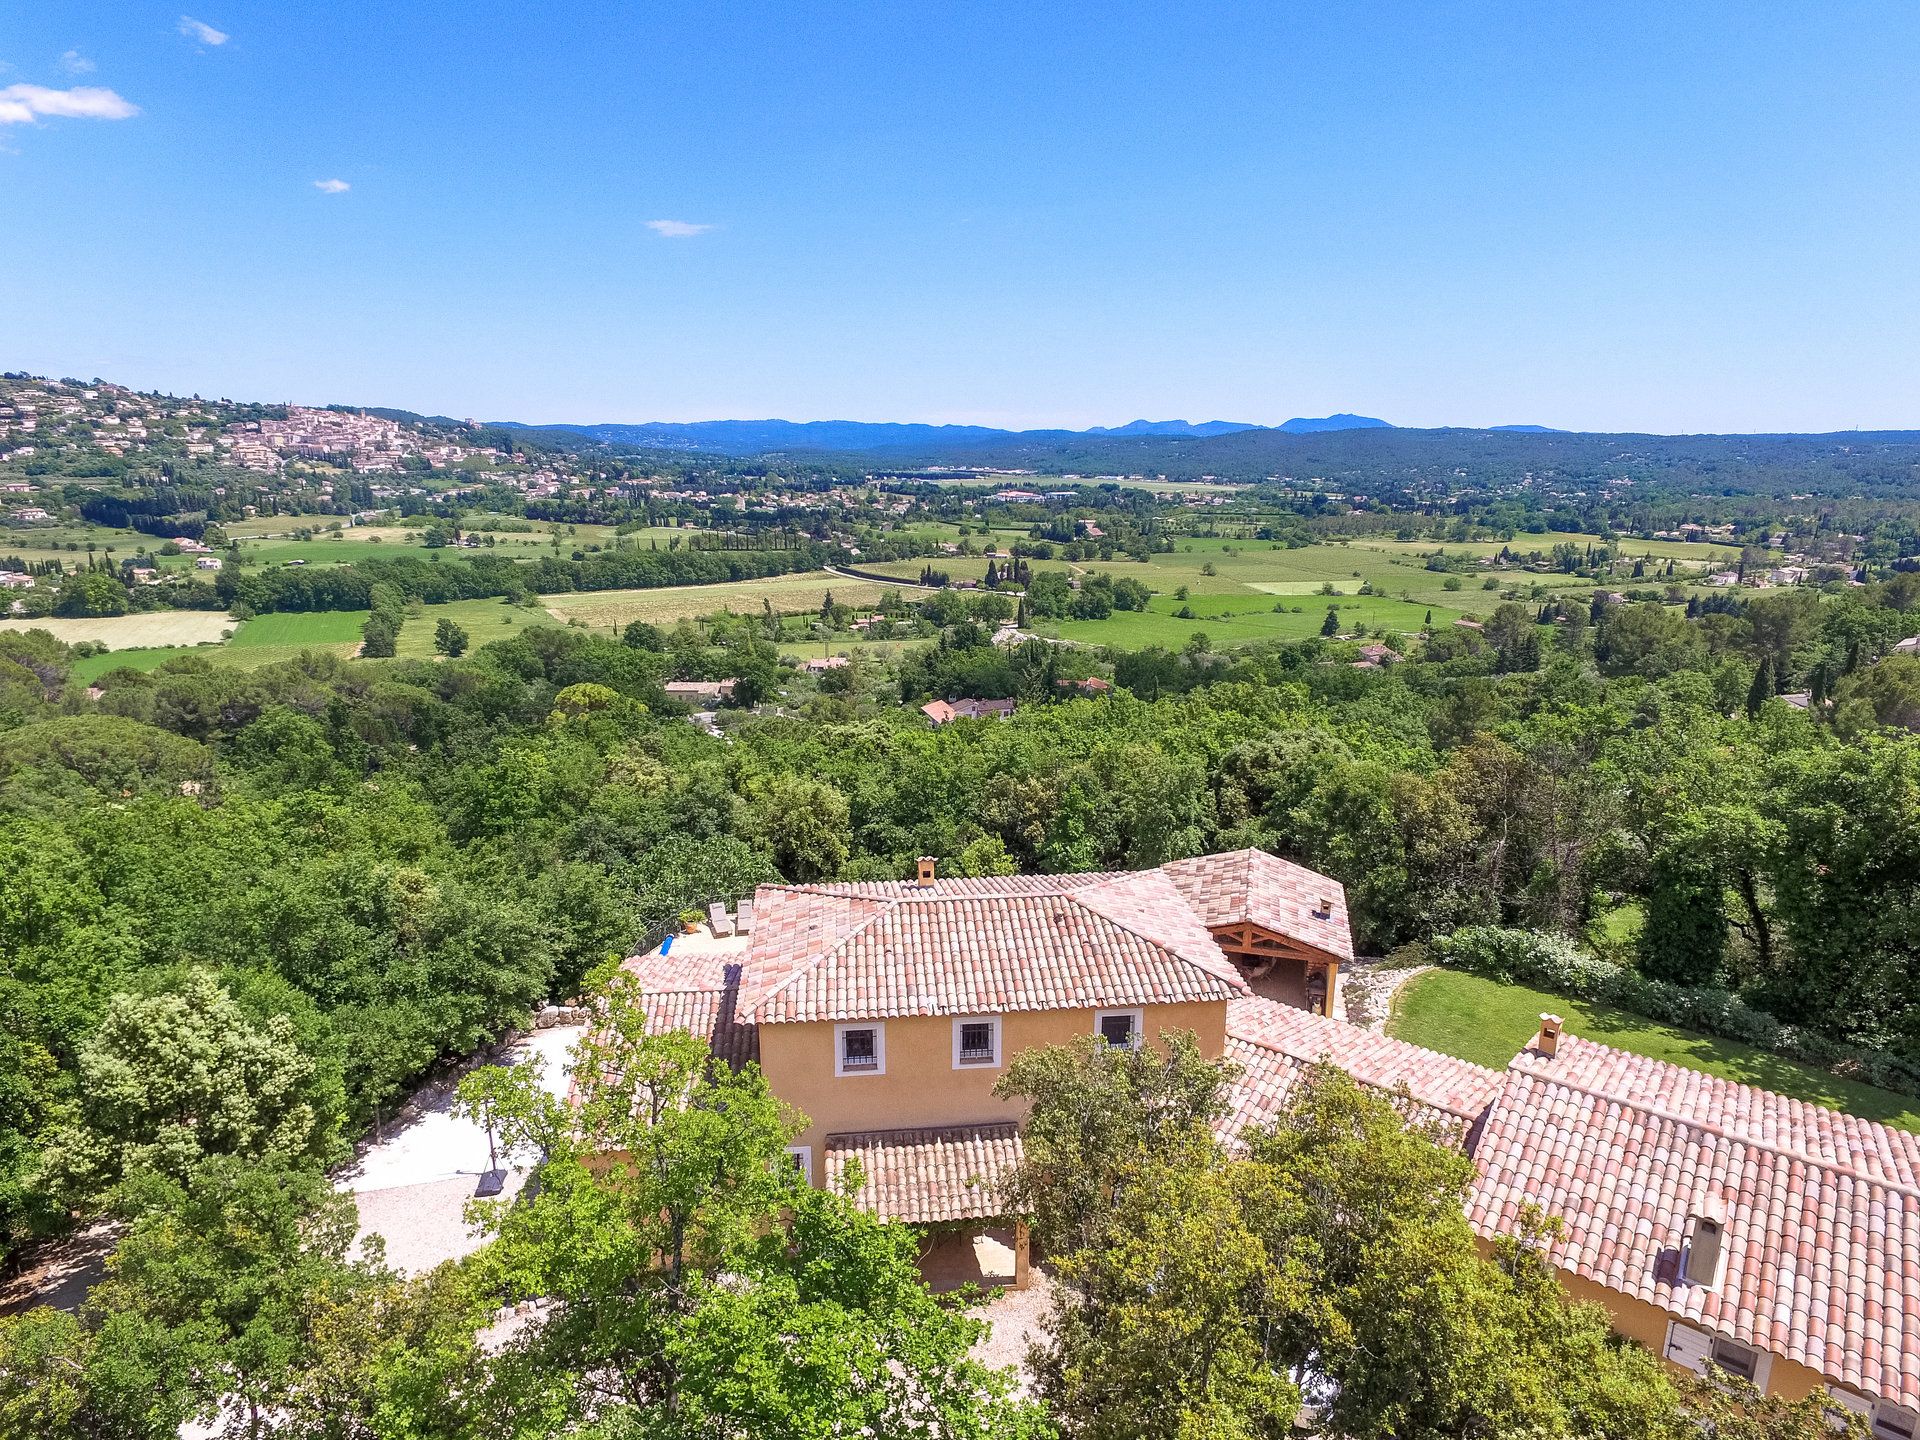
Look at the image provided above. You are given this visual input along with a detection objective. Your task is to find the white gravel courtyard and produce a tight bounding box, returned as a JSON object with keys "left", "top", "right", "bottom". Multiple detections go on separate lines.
{"left": 339, "top": 1023, "right": 582, "bottom": 1273}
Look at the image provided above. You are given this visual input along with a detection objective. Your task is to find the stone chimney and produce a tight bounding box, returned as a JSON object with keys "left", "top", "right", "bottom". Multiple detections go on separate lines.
{"left": 915, "top": 856, "right": 937, "bottom": 888}
{"left": 1537, "top": 1013, "right": 1563, "bottom": 1058}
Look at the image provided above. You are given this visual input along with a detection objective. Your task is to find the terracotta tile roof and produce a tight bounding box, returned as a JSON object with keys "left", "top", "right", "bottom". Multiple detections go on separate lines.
{"left": 1466, "top": 1033, "right": 1920, "bottom": 1408}
{"left": 798, "top": 872, "right": 1123, "bottom": 899}
{"left": 745, "top": 869, "right": 1249, "bottom": 1024}
{"left": 1161, "top": 849, "right": 1356, "bottom": 962}
{"left": 618, "top": 944, "right": 759, "bottom": 1068}
{"left": 824, "top": 1123, "right": 1024, "bottom": 1224}
{"left": 1223, "top": 997, "right": 1501, "bottom": 1144}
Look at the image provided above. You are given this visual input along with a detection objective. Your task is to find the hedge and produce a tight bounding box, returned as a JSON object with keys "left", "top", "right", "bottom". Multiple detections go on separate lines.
{"left": 1428, "top": 926, "right": 1920, "bottom": 1100}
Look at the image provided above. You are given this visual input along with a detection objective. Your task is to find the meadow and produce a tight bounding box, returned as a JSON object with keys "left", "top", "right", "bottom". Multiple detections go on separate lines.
{"left": 0, "top": 612, "right": 236, "bottom": 648}
{"left": 20, "top": 528, "right": 1757, "bottom": 677}
{"left": 542, "top": 572, "right": 894, "bottom": 631}
{"left": 220, "top": 516, "right": 686, "bottom": 569}
{"left": 857, "top": 530, "right": 1747, "bottom": 649}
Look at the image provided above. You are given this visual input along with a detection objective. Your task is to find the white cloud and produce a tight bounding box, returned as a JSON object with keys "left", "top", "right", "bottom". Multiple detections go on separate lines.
{"left": 0, "top": 84, "right": 140, "bottom": 126}
{"left": 645, "top": 219, "right": 713, "bottom": 238}
{"left": 178, "top": 17, "right": 229, "bottom": 46}
{"left": 59, "top": 51, "right": 95, "bottom": 75}
{"left": 313, "top": 178, "right": 350, "bottom": 194}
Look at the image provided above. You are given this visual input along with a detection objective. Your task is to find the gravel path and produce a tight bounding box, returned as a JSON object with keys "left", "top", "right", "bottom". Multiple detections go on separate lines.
{"left": 1339, "top": 960, "right": 1433, "bottom": 1033}
{"left": 968, "top": 1272, "right": 1054, "bottom": 1390}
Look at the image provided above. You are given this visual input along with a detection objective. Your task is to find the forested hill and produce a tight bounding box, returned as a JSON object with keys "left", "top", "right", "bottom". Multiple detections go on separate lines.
{"left": 490, "top": 416, "right": 1260, "bottom": 455}
{"left": 824, "top": 424, "right": 1920, "bottom": 494}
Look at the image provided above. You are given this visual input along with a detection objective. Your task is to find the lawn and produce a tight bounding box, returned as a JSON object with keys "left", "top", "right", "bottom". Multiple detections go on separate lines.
{"left": 1388, "top": 968, "right": 1920, "bottom": 1133}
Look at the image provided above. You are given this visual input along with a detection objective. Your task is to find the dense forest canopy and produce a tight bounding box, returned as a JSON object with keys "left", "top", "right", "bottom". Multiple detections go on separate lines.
{"left": 0, "top": 565, "right": 1915, "bottom": 1264}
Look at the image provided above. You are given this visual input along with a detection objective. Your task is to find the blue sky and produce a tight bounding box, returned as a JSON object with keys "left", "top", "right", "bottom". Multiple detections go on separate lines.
{"left": 4, "top": 2, "right": 1919, "bottom": 432}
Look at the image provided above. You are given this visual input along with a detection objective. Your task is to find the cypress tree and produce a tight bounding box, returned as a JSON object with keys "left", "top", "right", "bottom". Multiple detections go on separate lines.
{"left": 1745, "top": 657, "right": 1773, "bottom": 716}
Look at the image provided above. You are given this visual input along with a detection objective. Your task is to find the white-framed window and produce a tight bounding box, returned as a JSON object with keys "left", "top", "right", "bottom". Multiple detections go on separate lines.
{"left": 835, "top": 1022, "right": 886, "bottom": 1077}
{"left": 952, "top": 1015, "right": 1003, "bottom": 1069}
{"left": 1664, "top": 1320, "right": 1771, "bottom": 1391}
{"left": 785, "top": 1145, "right": 813, "bottom": 1183}
{"left": 1095, "top": 1008, "right": 1144, "bottom": 1049}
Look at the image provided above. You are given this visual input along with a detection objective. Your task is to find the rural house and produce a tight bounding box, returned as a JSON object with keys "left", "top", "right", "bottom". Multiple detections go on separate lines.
{"left": 920, "top": 697, "right": 1017, "bottom": 725}
{"left": 619, "top": 848, "right": 1354, "bottom": 1285}
{"left": 617, "top": 850, "right": 1920, "bottom": 1428}
{"left": 663, "top": 679, "right": 737, "bottom": 704}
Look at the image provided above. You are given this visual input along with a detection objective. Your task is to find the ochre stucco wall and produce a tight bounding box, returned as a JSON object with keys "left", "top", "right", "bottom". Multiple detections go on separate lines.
{"left": 763, "top": 1000, "right": 1228, "bottom": 1182}
{"left": 1552, "top": 1267, "right": 1832, "bottom": 1402}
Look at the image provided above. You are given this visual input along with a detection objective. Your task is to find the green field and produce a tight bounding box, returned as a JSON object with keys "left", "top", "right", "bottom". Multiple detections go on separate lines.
{"left": 393, "top": 597, "right": 555, "bottom": 657}
{"left": 777, "top": 637, "right": 920, "bottom": 663}
{"left": 69, "top": 646, "right": 206, "bottom": 682}
{"left": 228, "top": 610, "right": 369, "bottom": 647}
{"left": 1387, "top": 968, "right": 1920, "bottom": 1133}
{"left": 67, "top": 601, "right": 559, "bottom": 674}
{"left": 222, "top": 516, "right": 677, "bottom": 569}
{"left": 543, "top": 573, "right": 894, "bottom": 631}
{"left": 859, "top": 529, "right": 1749, "bottom": 650}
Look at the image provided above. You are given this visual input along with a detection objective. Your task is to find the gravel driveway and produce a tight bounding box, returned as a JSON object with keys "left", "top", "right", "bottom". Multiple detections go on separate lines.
{"left": 340, "top": 1024, "right": 582, "bottom": 1273}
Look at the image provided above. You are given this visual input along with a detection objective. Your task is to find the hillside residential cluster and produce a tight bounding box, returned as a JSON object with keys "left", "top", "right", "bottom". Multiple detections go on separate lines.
{"left": 620, "top": 849, "right": 1920, "bottom": 1437}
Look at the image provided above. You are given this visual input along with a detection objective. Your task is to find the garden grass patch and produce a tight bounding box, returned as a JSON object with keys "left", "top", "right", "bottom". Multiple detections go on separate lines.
{"left": 1387, "top": 969, "right": 1920, "bottom": 1133}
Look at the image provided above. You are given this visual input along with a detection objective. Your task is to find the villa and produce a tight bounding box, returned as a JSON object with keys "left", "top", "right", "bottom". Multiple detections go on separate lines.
{"left": 620, "top": 849, "right": 1920, "bottom": 1431}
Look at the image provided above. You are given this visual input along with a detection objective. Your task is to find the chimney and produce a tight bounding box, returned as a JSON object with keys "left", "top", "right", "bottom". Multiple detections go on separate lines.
{"left": 1682, "top": 1197, "right": 1728, "bottom": 1287}
{"left": 1316, "top": 893, "right": 1336, "bottom": 919}
{"left": 915, "top": 856, "right": 937, "bottom": 888}
{"left": 1537, "top": 1013, "right": 1563, "bottom": 1058}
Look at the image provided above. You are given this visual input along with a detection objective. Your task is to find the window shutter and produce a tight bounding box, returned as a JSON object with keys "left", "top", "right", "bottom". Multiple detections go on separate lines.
{"left": 1664, "top": 1320, "right": 1713, "bottom": 1375}
{"left": 1828, "top": 1389, "right": 1873, "bottom": 1419}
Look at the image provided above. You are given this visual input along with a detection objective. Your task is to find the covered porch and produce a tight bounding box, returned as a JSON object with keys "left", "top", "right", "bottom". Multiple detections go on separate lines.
{"left": 1210, "top": 920, "right": 1343, "bottom": 1018}
{"left": 824, "top": 1121, "right": 1033, "bottom": 1291}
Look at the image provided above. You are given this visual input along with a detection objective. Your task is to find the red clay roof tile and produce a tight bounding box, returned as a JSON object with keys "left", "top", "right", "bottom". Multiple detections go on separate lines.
{"left": 824, "top": 1122, "right": 1024, "bottom": 1224}
{"left": 1162, "top": 849, "right": 1356, "bottom": 962}
{"left": 1224, "top": 996, "right": 1502, "bottom": 1143}
{"left": 1467, "top": 1033, "right": 1920, "bottom": 1408}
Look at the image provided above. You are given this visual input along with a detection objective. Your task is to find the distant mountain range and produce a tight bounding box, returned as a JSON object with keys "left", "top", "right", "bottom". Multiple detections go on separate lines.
{"left": 1274, "top": 413, "right": 1392, "bottom": 434}
{"left": 490, "top": 412, "right": 1409, "bottom": 456}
